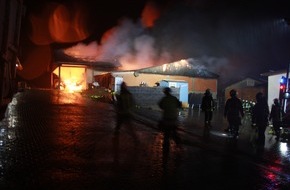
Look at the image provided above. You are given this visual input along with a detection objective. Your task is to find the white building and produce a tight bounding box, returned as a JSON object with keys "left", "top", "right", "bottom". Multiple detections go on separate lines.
{"left": 261, "top": 70, "right": 289, "bottom": 111}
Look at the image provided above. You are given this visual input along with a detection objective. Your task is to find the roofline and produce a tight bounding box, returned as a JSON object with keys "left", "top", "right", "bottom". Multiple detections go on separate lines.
{"left": 260, "top": 69, "right": 288, "bottom": 76}
{"left": 54, "top": 61, "right": 121, "bottom": 71}
{"left": 160, "top": 79, "right": 187, "bottom": 82}
{"left": 53, "top": 61, "right": 220, "bottom": 78}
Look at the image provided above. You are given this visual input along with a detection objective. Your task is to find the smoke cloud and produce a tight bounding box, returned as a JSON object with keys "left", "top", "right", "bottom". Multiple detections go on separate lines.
{"left": 62, "top": 1, "right": 290, "bottom": 88}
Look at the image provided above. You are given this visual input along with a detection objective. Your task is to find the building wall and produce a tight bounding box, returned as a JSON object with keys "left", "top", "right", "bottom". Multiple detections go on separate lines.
{"left": 86, "top": 68, "right": 95, "bottom": 86}
{"left": 224, "top": 87, "right": 266, "bottom": 103}
{"left": 110, "top": 71, "right": 217, "bottom": 96}
{"left": 268, "top": 72, "right": 287, "bottom": 110}
{"left": 224, "top": 78, "right": 266, "bottom": 104}
{"left": 192, "top": 78, "right": 217, "bottom": 97}
{"left": 1, "top": 0, "right": 24, "bottom": 101}
{"left": 89, "top": 70, "right": 218, "bottom": 107}
{"left": 128, "top": 86, "right": 180, "bottom": 109}
{"left": 239, "top": 87, "right": 266, "bottom": 102}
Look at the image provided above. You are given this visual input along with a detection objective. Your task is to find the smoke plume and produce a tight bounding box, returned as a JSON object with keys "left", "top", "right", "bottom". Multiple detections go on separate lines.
{"left": 61, "top": 1, "right": 290, "bottom": 88}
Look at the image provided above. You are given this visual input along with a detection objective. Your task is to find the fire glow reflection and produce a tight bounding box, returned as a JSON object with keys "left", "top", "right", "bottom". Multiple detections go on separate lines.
{"left": 0, "top": 97, "right": 18, "bottom": 147}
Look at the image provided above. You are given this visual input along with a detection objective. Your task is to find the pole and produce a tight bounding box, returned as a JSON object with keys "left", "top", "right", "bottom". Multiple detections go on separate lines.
{"left": 58, "top": 64, "right": 61, "bottom": 90}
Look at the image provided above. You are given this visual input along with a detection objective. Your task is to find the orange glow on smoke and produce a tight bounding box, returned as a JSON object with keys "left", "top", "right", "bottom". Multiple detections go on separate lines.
{"left": 141, "top": 1, "right": 160, "bottom": 28}
{"left": 53, "top": 66, "right": 87, "bottom": 92}
{"left": 100, "top": 27, "right": 116, "bottom": 44}
{"left": 63, "top": 42, "right": 100, "bottom": 61}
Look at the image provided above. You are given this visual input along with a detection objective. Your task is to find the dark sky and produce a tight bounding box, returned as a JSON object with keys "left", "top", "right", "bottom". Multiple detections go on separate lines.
{"left": 19, "top": 0, "right": 290, "bottom": 88}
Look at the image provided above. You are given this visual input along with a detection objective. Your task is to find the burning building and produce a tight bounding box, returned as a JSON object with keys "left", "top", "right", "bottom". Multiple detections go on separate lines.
{"left": 52, "top": 56, "right": 219, "bottom": 107}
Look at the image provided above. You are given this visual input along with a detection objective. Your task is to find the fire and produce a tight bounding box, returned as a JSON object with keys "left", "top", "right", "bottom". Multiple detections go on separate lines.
{"left": 61, "top": 79, "right": 83, "bottom": 93}
{"left": 141, "top": 1, "right": 161, "bottom": 28}
{"left": 53, "top": 65, "right": 87, "bottom": 92}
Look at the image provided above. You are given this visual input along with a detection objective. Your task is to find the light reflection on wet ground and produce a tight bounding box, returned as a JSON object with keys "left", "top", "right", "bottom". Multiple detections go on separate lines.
{"left": 0, "top": 89, "right": 289, "bottom": 189}
{"left": 184, "top": 108, "right": 290, "bottom": 189}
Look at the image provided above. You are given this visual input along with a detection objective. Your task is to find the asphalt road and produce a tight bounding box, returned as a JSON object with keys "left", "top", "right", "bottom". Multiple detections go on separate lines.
{"left": 0, "top": 89, "right": 289, "bottom": 190}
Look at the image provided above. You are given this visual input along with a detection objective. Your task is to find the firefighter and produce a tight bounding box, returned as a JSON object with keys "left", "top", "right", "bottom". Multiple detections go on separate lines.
{"left": 224, "top": 89, "right": 244, "bottom": 138}
{"left": 158, "top": 87, "right": 182, "bottom": 147}
{"left": 201, "top": 89, "right": 215, "bottom": 127}
{"left": 269, "top": 98, "right": 282, "bottom": 140}
{"left": 252, "top": 92, "right": 269, "bottom": 146}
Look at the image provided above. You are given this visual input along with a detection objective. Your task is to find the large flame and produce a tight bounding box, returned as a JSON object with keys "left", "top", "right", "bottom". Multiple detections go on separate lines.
{"left": 23, "top": 2, "right": 91, "bottom": 81}
{"left": 53, "top": 66, "right": 86, "bottom": 93}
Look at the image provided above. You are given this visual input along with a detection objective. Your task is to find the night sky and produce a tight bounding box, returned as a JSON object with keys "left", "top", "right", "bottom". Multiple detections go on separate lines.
{"left": 19, "top": 0, "right": 290, "bottom": 89}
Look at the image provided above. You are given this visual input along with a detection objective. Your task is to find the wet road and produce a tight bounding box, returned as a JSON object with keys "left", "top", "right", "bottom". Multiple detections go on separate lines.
{"left": 0, "top": 89, "right": 289, "bottom": 190}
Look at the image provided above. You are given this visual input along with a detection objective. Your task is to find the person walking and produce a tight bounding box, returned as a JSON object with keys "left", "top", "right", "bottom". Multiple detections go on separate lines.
{"left": 269, "top": 98, "right": 282, "bottom": 140}
{"left": 114, "top": 82, "right": 136, "bottom": 135}
{"left": 158, "top": 87, "right": 182, "bottom": 148}
{"left": 251, "top": 92, "right": 269, "bottom": 146}
{"left": 224, "top": 89, "right": 244, "bottom": 138}
{"left": 201, "top": 89, "right": 215, "bottom": 127}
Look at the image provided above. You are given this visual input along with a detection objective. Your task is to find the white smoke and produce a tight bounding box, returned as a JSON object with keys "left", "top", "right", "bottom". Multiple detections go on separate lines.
{"left": 63, "top": 1, "right": 290, "bottom": 87}
{"left": 64, "top": 18, "right": 172, "bottom": 70}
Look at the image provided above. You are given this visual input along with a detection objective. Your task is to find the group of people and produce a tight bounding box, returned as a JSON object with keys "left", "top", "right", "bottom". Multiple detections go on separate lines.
{"left": 201, "top": 88, "right": 283, "bottom": 146}
{"left": 114, "top": 82, "right": 283, "bottom": 148}
{"left": 114, "top": 82, "right": 182, "bottom": 147}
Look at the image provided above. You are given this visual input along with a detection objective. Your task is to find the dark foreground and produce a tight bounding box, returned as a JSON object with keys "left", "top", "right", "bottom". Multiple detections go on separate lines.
{"left": 0, "top": 89, "right": 289, "bottom": 190}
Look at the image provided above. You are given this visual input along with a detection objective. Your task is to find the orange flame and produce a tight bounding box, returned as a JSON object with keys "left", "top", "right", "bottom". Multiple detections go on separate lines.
{"left": 53, "top": 66, "right": 87, "bottom": 92}
{"left": 100, "top": 27, "right": 116, "bottom": 44}
{"left": 141, "top": 1, "right": 161, "bottom": 28}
